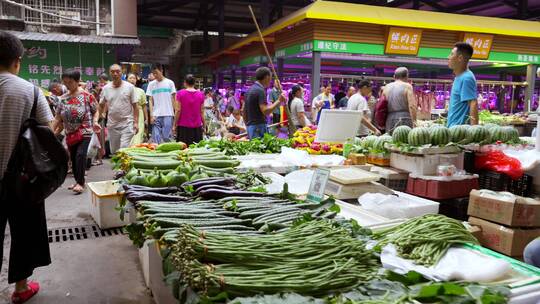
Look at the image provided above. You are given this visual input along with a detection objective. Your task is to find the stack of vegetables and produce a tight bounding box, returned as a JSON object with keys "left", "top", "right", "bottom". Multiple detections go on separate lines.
{"left": 479, "top": 110, "right": 527, "bottom": 125}
{"left": 389, "top": 124, "right": 522, "bottom": 151}
{"left": 192, "top": 133, "right": 291, "bottom": 156}
{"left": 114, "top": 145, "right": 242, "bottom": 187}
{"left": 124, "top": 176, "right": 342, "bottom": 247}
{"left": 373, "top": 214, "right": 480, "bottom": 266}
{"left": 168, "top": 220, "right": 379, "bottom": 298}
{"left": 291, "top": 126, "right": 344, "bottom": 155}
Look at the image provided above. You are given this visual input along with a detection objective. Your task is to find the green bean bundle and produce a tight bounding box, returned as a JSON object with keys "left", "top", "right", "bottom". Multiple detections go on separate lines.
{"left": 170, "top": 221, "right": 380, "bottom": 297}
{"left": 373, "top": 214, "right": 479, "bottom": 266}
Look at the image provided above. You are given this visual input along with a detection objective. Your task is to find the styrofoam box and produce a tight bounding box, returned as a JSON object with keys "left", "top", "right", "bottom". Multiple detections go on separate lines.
{"left": 87, "top": 180, "right": 134, "bottom": 229}
{"left": 139, "top": 240, "right": 151, "bottom": 288}
{"left": 148, "top": 241, "right": 177, "bottom": 304}
{"left": 390, "top": 152, "right": 463, "bottom": 175}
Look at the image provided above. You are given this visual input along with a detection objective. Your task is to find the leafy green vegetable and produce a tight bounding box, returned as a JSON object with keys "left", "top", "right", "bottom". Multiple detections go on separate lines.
{"left": 191, "top": 134, "right": 291, "bottom": 155}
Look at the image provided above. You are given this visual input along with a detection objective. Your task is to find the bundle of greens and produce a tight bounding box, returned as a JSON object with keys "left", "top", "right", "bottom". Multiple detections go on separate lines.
{"left": 372, "top": 214, "right": 479, "bottom": 266}
{"left": 170, "top": 220, "right": 379, "bottom": 297}
{"left": 191, "top": 133, "right": 291, "bottom": 155}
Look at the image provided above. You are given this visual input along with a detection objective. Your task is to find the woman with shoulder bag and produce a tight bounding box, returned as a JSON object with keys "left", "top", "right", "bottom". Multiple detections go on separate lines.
{"left": 53, "top": 69, "right": 101, "bottom": 194}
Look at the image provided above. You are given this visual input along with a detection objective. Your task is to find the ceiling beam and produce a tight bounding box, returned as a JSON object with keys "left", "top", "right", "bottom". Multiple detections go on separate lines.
{"left": 445, "top": 0, "right": 502, "bottom": 13}
{"left": 139, "top": 20, "right": 252, "bottom": 34}
{"left": 518, "top": 0, "right": 528, "bottom": 19}
{"left": 139, "top": 11, "right": 258, "bottom": 24}
{"left": 138, "top": 0, "right": 180, "bottom": 10}
{"left": 421, "top": 0, "right": 447, "bottom": 12}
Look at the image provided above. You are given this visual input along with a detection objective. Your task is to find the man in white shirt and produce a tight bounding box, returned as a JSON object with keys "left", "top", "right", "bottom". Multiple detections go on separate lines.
{"left": 99, "top": 64, "right": 138, "bottom": 153}
{"left": 146, "top": 63, "right": 177, "bottom": 143}
{"left": 347, "top": 80, "right": 381, "bottom": 136}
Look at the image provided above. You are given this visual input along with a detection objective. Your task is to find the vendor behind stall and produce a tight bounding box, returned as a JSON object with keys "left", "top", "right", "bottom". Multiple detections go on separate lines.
{"left": 447, "top": 42, "right": 479, "bottom": 127}
{"left": 244, "top": 67, "right": 285, "bottom": 139}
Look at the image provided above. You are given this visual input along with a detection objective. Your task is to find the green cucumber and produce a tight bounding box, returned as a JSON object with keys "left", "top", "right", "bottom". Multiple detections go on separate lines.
{"left": 192, "top": 159, "right": 240, "bottom": 169}
{"left": 131, "top": 160, "right": 183, "bottom": 170}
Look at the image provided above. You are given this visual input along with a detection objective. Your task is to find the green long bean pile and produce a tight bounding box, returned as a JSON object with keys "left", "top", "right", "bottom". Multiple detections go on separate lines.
{"left": 372, "top": 214, "right": 479, "bottom": 266}
{"left": 170, "top": 220, "right": 379, "bottom": 297}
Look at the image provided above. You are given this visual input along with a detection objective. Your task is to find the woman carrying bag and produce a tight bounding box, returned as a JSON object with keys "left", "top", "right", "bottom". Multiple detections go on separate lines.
{"left": 53, "top": 69, "right": 101, "bottom": 194}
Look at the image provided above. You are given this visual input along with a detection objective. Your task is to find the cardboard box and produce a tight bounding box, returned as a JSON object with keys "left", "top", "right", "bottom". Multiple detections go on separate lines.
{"left": 468, "top": 190, "right": 540, "bottom": 227}
{"left": 468, "top": 217, "right": 540, "bottom": 257}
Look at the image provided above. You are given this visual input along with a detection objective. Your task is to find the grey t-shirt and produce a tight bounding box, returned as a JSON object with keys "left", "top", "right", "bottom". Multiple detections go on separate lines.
{"left": 0, "top": 72, "right": 53, "bottom": 179}
{"left": 100, "top": 81, "right": 137, "bottom": 128}
{"left": 290, "top": 97, "right": 305, "bottom": 126}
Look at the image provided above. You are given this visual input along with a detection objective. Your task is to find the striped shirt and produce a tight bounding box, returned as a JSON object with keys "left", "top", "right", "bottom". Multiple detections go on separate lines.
{"left": 0, "top": 72, "right": 54, "bottom": 179}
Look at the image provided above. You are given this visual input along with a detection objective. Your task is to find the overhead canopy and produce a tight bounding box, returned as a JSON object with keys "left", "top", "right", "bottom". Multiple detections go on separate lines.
{"left": 204, "top": 0, "right": 540, "bottom": 62}
{"left": 7, "top": 30, "right": 141, "bottom": 45}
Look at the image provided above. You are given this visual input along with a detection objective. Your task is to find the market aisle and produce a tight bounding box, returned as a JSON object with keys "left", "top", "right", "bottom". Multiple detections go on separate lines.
{"left": 1, "top": 161, "right": 154, "bottom": 304}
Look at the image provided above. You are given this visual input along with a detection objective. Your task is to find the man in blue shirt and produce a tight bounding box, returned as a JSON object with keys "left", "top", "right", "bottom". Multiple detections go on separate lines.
{"left": 447, "top": 42, "right": 478, "bottom": 127}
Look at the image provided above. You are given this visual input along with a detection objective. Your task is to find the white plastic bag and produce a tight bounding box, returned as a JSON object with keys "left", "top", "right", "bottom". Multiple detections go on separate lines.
{"left": 380, "top": 244, "right": 511, "bottom": 283}
{"left": 87, "top": 133, "right": 101, "bottom": 159}
{"left": 278, "top": 147, "right": 311, "bottom": 167}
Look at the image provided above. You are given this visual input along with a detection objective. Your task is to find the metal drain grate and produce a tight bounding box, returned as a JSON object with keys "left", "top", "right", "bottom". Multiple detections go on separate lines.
{"left": 48, "top": 225, "right": 124, "bottom": 243}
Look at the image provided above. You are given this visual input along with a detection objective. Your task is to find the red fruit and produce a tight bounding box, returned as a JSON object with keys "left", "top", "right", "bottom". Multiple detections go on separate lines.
{"left": 322, "top": 145, "right": 331, "bottom": 152}
{"left": 310, "top": 125, "right": 318, "bottom": 130}
{"left": 299, "top": 143, "right": 309, "bottom": 148}
{"left": 335, "top": 144, "right": 343, "bottom": 148}
{"left": 310, "top": 144, "right": 321, "bottom": 151}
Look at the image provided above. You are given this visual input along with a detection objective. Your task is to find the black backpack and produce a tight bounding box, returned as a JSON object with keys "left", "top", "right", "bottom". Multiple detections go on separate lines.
{"left": 4, "top": 87, "right": 69, "bottom": 202}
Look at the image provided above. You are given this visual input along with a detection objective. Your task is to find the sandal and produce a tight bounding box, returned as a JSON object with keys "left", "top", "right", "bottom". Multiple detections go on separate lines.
{"left": 12, "top": 281, "right": 40, "bottom": 304}
{"left": 73, "top": 185, "right": 85, "bottom": 195}
{"left": 67, "top": 184, "right": 76, "bottom": 190}
{"left": 92, "top": 160, "right": 103, "bottom": 166}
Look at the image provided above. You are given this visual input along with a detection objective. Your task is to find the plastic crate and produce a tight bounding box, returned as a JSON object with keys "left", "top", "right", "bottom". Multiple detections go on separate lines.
{"left": 406, "top": 175, "right": 479, "bottom": 200}
{"left": 478, "top": 171, "right": 533, "bottom": 197}
{"left": 380, "top": 177, "right": 408, "bottom": 192}
{"left": 438, "top": 197, "right": 469, "bottom": 221}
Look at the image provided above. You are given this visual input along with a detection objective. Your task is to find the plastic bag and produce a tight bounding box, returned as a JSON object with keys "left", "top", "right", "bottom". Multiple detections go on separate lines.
{"left": 87, "top": 133, "right": 101, "bottom": 160}
{"left": 475, "top": 150, "right": 523, "bottom": 180}
{"left": 380, "top": 244, "right": 511, "bottom": 283}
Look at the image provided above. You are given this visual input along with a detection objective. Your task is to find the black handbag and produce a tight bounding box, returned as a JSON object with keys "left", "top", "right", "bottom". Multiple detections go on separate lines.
{"left": 4, "top": 87, "right": 69, "bottom": 202}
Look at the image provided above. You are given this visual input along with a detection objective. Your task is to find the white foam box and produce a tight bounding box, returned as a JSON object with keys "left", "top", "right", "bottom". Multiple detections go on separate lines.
{"left": 325, "top": 180, "right": 394, "bottom": 199}
{"left": 87, "top": 180, "right": 134, "bottom": 229}
{"left": 148, "top": 241, "right": 177, "bottom": 304}
{"left": 389, "top": 152, "right": 463, "bottom": 175}
{"left": 139, "top": 240, "right": 151, "bottom": 288}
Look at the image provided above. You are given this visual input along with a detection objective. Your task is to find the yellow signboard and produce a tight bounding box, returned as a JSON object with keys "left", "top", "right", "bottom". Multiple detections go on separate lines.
{"left": 463, "top": 33, "right": 494, "bottom": 60}
{"left": 385, "top": 27, "right": 423, "bottom": 55}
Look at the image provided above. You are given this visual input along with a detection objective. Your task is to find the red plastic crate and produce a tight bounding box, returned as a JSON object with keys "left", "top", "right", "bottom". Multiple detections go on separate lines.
{"left": 406, "top": 176, "right": 479, "bottom": 200}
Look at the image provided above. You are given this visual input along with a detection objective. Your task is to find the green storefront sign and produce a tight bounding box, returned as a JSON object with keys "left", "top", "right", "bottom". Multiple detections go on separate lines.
{"left": 19, "top": 41, "right": 116, "bottom": 89}
{"left": 276, "top": 40, "right": 540, "bottom": 64}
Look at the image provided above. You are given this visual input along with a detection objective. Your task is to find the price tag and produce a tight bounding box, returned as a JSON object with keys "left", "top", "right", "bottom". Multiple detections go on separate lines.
{"left": 307, "top": 168, "right": 330, "bottom": 203}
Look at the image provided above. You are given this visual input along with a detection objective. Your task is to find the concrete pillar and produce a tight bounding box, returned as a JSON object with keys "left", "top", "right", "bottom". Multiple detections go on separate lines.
{"left": 218, "top": 0, "right": 225, "bottom": 49}
{"left": 277, "top": 58, "right": 284, "bottom": 80}
{"left": 310, "top": 51, "right": 321, "bottom": 100}
{"left": 217, "top": 71, "right": 224, "bottom": 89}
{"left": 231, "top": 69, "right": 237, "bottom": 89}
{"left": 526, "top": 64, "right": 537, "bottom": 112}
{"left": 241, "top": 67, "right": 247, "bottom": 86}
{"left": 261, "top": 0, "right": 270, "bottom": 27}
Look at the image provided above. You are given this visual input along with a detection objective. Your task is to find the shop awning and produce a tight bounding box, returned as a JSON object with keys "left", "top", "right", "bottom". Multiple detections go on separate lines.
{"left": 203, "top": 0, "right": 540, "bottom": 63}
{"left": 6, "top": 31, "right": 140, "bottom": 45}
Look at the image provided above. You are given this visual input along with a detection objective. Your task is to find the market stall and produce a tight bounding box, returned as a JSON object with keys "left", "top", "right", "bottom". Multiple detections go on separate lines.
{"left": 202, "top": 1, "right": 540, "bottom": 114}
{"left": 79, "top": 116, "right": 540, "bottom": 303}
